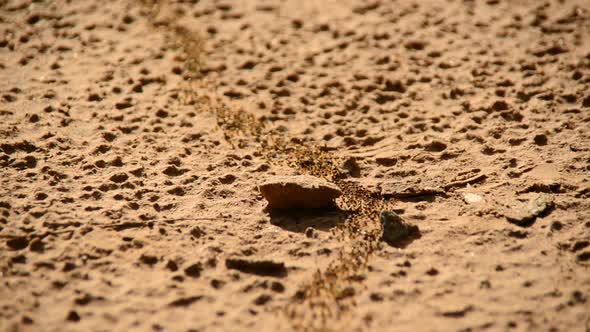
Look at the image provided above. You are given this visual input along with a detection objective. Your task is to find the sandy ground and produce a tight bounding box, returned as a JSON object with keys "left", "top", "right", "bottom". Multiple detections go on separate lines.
{"left": 1, "top": 0, "right": 590, "bottom": 331}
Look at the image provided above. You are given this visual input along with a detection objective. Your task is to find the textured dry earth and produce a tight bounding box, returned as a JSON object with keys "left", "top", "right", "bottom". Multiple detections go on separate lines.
{"left": 1, "top": 0, "right": 590, "bottom": 331}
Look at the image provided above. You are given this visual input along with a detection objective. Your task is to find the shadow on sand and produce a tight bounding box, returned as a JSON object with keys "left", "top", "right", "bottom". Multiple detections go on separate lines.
{"left": 383, "top": 231, "right": 422, "bottom": 249}
{"left": 266, "top": 207, "right": 350, "bottom": 233}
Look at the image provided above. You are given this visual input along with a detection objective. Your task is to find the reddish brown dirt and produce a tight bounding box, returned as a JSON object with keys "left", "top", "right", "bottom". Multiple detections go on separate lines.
{"left": 1, "top": 1, "right": 590, "bottom": 331}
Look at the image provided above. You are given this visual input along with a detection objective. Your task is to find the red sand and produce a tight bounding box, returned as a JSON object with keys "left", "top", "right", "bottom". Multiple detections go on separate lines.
{"left": 1, "top": 1, "right": 589, "bottom": 331}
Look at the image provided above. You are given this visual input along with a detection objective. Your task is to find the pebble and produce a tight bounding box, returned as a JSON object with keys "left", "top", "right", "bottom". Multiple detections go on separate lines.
{"left": 504, "top": 195, "right": 553, "bottom": 226}
{"left": 463, "top": 193, "right": 483, "bottom": 204}
{"left": 305, "top": 227, "right": 317, "bottom": 238}
{"left": 381, "top": 182, "right": 444, "bottom": 198}
{"left": 341, "top": 157, "right": 361, "bottom": 177}
{"left": 380, "top": 211, "right": 420, "bottom": 246}
{"left": 258, "top": 175, "right": 342, "bottom": 209}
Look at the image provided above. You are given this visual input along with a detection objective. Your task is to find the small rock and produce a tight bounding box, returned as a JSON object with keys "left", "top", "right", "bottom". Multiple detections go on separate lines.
{"left": 380, "top": 211, "right": 420, "bottom": 246}
{"left": 258, "top": 175, "right": 342, "bottom": 209}
{"left": 381, "top": 182, "right": 444, "bottom": 198}
{"left": 341, "top": 157, "right": 361, "bottom": 178}
{"left": 462, "top": 193, "right": 483, "bottom": 204}
{"left": 305, "top": 227, "right": 317, "bottom": 239}
{"left": 504, "top": 195, "right": 553, "bottom": 226}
